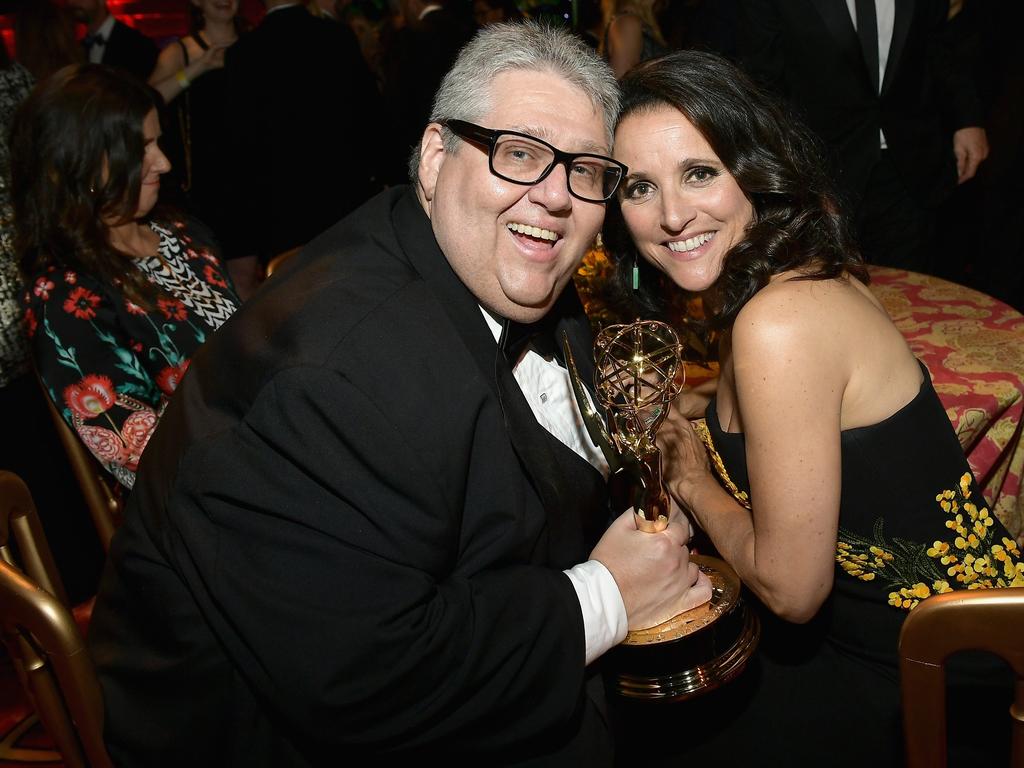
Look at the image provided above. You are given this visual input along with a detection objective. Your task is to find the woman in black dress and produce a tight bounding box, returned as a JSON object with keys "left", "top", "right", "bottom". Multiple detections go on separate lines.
{"left": 604, "top": 50, "right": 1022, "bottom": 766}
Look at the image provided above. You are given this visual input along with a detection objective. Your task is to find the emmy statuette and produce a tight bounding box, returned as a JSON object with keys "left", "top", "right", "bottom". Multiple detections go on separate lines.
{"left": 563, "top": 320, "right": 759, "bottom": 701}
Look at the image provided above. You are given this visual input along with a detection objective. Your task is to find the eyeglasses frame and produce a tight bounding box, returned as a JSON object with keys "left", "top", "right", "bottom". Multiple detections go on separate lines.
{"left": 442, "top": 119, "right": 627, "bottom": 203}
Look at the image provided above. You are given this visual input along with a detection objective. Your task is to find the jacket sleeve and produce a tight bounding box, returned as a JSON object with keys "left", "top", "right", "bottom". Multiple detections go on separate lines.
{"left": 25, "top": 269, "right": 165, "bottom": 489}
{"left": 162, "top": 362, "right": 594, "bottom": 755}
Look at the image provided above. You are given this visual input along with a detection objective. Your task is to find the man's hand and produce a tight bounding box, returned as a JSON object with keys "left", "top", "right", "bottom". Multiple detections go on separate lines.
{"left": 591, "top": 506, "right": 713, "bottom": 631}
{"left": 953, "top": 126, "right": 989, "bottom": 184}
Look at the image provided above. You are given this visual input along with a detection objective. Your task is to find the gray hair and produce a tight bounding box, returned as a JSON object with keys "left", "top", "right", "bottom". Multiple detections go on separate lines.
{"left": 407, "top": 20, "right": 620, "bottom": 183}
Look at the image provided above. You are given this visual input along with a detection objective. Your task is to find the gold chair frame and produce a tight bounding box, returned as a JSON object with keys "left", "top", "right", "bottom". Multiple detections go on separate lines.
{"left": 0, "top": 470, "right": 112, "bottom": 768}
{"left": 899, "top": 587, "right": 1024, "bottom": 767}
{"left": 37, "top": 374, "right": 121, "bottom": 551}
{"left": 263, "top": 245, "right": 302, "bottom": 279}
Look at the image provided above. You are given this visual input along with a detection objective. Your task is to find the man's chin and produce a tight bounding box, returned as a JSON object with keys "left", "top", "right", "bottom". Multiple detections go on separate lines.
{"left": 495, "top": 290, "right": 562, "bottom": 324}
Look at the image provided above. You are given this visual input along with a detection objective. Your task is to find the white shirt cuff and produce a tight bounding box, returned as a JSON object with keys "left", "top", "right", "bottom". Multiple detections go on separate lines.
{"left": 564, "top": 559, "right": 628, "bottom": 666}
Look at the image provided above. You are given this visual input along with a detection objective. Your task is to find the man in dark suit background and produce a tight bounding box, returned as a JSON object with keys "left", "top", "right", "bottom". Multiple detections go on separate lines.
{"left": 222, "top": 0, "right": 383, "bottom": 297}
{"left": 737, "top": 0, "right": 987, "bottom": 273}
{"left": 381, "top": 0, "right": 474, "bottom": 185}
{"left": 87, "top": 20, "right": 710, "bottom": 766}
{"left": 66, "top": 0, "right": 157, "bottom": 83}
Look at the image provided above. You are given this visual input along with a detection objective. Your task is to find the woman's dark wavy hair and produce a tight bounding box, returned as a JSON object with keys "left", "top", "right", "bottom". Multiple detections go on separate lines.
{"left": 604, "top": 50, "right": 868, "bottom": 331}
{"left": 11, "top": 63, "right": 162, "bottom": 305}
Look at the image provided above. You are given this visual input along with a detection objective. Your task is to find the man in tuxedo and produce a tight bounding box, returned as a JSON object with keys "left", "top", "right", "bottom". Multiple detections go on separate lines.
{"left": 87, "top": 20, "right": 710, "bottom": 767}
{"left": 221, "top": 0, "right": 383, "bottom": 297}
{"left": 66, "top": 0, "right": 157, "bottom": 82}
{"left": 737, "top": 0, "right": 987, "bottom": 272}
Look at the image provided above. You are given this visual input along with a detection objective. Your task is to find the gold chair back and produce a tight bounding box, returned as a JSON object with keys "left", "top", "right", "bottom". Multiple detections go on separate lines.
{"left": 0, "top": 470, "right": 112, "bottom": 768}
{"left": 898, "top": 587, "right": 1024, "bottom": 767}
{"left": 37, "top": 375, "right": 121, "bottom": 552}
{"left": 263, "top": 245, "right": 303, "bottom": 279}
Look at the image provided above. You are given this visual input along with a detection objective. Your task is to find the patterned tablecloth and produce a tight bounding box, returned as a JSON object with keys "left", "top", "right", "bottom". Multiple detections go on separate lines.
{"left": 867, "top": 266, "right": 1024, "bottom": 544}
{"left": 573, "top": 255, "right": 1024, "bottom": 544}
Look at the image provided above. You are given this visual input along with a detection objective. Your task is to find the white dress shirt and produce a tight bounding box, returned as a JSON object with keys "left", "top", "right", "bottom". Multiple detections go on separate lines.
{"left": 846, "top": 0, "right": 896, "bottom": 148}
{"left": 480, "top": 307, "right": 627, "bottom": 665}
{"left": 86, "top": 14, "right": 116, "bottom": 64}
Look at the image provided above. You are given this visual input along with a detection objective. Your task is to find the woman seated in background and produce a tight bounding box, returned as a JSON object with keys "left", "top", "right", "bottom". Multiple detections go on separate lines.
{"left": 148, "top": 0, "right": 243, "bottom": 259}
{"left": 12, "top": 64, "right": 240, "bottom": 491}
{"left": 599, "top": 0, "right": 668, "bottom": 79}
{"left": 604, "top": 50, "right": 1022, "bottom": 766}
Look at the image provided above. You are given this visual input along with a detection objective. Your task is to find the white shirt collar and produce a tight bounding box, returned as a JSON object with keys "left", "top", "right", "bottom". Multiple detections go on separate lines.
{"left": 480, "top": 305, "right": 504, "bottom": 344}
{"left": 94, "top": 14, "right": 116, "bottom": 42}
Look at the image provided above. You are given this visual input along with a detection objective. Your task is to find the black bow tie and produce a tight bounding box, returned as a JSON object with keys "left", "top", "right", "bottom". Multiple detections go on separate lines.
{"left": 83, "top": 32, "right": 106, "bottom": 48}
{"left": 500, "top": 318, "right": 561, "bottom": 364}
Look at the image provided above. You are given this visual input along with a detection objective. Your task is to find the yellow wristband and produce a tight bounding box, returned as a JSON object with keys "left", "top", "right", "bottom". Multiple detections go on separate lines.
{"left": 175, "top": 69, "right": 191, "bottom": 89}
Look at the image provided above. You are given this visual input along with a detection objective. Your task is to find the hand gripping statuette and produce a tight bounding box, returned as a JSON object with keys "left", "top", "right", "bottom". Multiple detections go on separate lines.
{"left": 562, "top": 320, "right": 759, "bottom": 701}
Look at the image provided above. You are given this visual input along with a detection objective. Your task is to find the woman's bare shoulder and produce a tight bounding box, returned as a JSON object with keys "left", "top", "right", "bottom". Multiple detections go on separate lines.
{"left": 729, "top": 273, "right": 882, "bottom": 379}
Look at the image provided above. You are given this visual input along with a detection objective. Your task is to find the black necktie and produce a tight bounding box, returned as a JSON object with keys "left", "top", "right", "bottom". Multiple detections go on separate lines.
{"left": 83, "top": 32, "right": 105, "bottom": 49}
{"left": 855, "top": 0, "right": 879, "bottom": 94}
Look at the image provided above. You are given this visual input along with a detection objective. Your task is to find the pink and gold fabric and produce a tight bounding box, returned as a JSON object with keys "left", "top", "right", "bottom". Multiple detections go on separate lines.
{"left": 867, "top": 266, "right": 1024, "bottom": 545}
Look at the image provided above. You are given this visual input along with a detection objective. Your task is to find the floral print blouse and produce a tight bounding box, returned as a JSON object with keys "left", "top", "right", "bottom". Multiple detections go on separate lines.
{"left": 24, "top": 219, "right": 240, "bottom": 489}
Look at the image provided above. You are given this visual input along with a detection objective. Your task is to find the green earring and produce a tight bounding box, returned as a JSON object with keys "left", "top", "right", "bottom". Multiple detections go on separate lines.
{"left": 632, "top": 257, "right": 639, "bottom": 291}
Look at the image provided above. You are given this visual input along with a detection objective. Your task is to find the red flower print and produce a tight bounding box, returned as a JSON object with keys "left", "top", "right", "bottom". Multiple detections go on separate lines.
{"left": 203, "top": 264, "right": 228, "bottom": 288}
{"left": 200, "top": 249, "right": 218, "bottom": 265}
{"left": 77, "top": 424, "right": 128, "bottom": 465}
{"left": 64, "top": 374, "right": 116, "bottom": 418}
{"left": 129, "top": 339, "right": 144, "bottom": 353}
{"left": 124, "top": 299, "right": 147, "bottom": 316}
{"left": 33, "top": 277, "right": 55, "bottom": 300}
{"left": 121, "top": 409, "right": 158, "bottom": 467}
{"left": 158, "top": 298, "right": 187, "bottom": 321}
{"left": 24, "top": 308, "right": 37, "bottom": 338}
{"left": 65, "top": 271, "right": 77, "bottom": 284}
{"left": 63, "top": 286, "right": 101, "bottom": 319}
{"left": 155, "top": 360, "right": 190, "bottom": 394}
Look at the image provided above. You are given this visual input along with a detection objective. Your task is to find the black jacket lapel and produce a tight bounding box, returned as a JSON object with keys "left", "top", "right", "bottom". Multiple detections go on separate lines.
{"left": 391, "top": 188, "right": 601, "bottom": 520}
{"left": 810, "top": 0, "right": 874, "bottom": 91}
{"left": 881, "top": 0, "right": 913, "bottom": 95}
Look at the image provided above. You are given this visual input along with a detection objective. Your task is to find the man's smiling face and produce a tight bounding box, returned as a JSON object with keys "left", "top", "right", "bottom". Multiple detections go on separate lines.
{"left": 419, "top": 69, "right": 609, "bottom": 323}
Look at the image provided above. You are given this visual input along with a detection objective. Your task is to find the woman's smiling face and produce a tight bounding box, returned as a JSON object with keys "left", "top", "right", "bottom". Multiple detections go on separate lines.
{"left": 614, "top": 104, "right": 753, "bottom": 293}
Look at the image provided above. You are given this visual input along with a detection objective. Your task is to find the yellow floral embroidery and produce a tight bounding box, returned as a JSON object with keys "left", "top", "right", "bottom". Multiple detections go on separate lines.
{"left": 693, "top": 419, "right": 751, "bottom": 510}
{"left": 838, "top": 472, "right": 1024, "bottom": 611}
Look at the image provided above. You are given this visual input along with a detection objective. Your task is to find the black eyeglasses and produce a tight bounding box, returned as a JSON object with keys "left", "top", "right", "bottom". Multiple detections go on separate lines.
{"left": 443, "top": 119, "right": 627, "bottom": 203}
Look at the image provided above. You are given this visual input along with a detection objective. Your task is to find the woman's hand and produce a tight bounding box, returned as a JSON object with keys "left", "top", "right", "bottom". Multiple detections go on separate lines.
{"left": 658, "top": 409, "right": 716, "bottom": 514}
{"left": 150, "top": 39, "right": 231, "bottom": 104}
{"left": 673, "top": 374, "right": 718, "bottom": 420}
{"left": 196, "top": 42, "right": 230, "bottom": 74}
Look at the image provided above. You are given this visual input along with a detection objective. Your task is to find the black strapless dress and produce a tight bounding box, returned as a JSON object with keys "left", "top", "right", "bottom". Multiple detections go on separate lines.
{"left": 614, "top": 361, "right": 1020, "bottom": 766}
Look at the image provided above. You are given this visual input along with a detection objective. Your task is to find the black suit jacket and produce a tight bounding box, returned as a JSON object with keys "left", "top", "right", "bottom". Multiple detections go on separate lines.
{"left": 95, "top": 18, "right": 158, "bottom": 83}
{"left": 738, "top": 0, "right": 982, "bottom": 208}
{"left": 88, "top": 187, "right": 614, "bottom": 766}
{"left": 223, "top": 6, "right": 383, "bottom": 262}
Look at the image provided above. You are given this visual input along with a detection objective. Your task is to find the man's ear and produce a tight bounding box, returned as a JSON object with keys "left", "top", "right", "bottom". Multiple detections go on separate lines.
{"left": 418, "top": 123, "right": 446, "bottom": 202}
